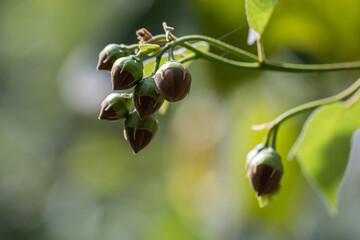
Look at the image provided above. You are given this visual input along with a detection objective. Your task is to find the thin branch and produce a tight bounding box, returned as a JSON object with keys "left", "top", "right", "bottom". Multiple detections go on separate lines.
{"left": 253, "top": 77, "right": 360, "bottom": 130}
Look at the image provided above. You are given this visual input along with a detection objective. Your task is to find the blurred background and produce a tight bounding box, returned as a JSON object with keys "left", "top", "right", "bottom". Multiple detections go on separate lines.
{"left": 1, "top": 0, "right": 360, "bottom": 239}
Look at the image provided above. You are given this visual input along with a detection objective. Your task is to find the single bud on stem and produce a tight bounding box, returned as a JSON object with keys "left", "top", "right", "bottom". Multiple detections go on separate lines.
{"left": 133, "top": 76, "right": 164, "bottom": 120}
{"left": 111, "top": 55, "right": 144, "bottom": 90}
{"left": 154, "top": 61, "right": 192, "bottom": 102}
{"left": 247, "top": 146, "right": 283, "bottom": 197}
{"left": 124, "top": 111, "right": 158, "bottom": 154}
{"left": 97, "top": 44, "right": 131, "bottom": 71}
{"left": 98, "top": 93, "right": 132, "bottom": 120}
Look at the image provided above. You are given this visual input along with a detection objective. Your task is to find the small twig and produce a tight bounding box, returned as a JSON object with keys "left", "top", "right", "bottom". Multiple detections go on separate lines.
{"left": 252, "top": 77, "right": 360, "bottom": 131}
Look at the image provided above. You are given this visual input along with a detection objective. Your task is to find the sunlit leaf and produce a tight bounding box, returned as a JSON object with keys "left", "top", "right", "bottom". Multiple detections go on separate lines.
{"left": 143, "top": 41, "right": 209, "bottom": 77}
{"left": 291, "top": 97, "right": 360, "bottom": 214}
{"left": 246, "top": 0, "right": 279, "bottom": 36}
{"left": 139, "top": 43, "right": 161, "bottom": 56}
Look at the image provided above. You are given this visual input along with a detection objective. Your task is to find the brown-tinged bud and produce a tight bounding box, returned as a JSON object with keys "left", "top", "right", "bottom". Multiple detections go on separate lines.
{"left": 111, "top": 55, "right": 144, "bottom": 90}
{"left": 154, "top": 61, "right": 191, "bottom": 102}
{"left": 133, "top": 77, "right": 164, "bottom": 120}
{"left": 247, "top": 147, "right": 283, "bottom": 197}
{"left": 98, "top": 93, "right": 132, "bottom": 120}
{"left": 97, "top": 44, "right": 131, "bottom": 71}
{"left": 136, "top": 28, "right": 153, "bottom": 42}
{"left": 124, "top": 111, "right": 158, "bottom": 154}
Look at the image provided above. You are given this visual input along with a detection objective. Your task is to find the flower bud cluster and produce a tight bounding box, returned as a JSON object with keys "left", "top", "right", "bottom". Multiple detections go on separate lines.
{"left": 96, "top": 31, "right": 192, "bottom": 153}
{"left": 96, "top": 25, "right": 286, "bottom": 208}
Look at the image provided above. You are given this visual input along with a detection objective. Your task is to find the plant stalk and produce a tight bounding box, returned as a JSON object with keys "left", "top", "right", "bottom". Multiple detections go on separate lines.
{"left": 144, "top": 33, "right": 360, "bottom": 76}
{"left": 254, "top": 77, "right": 360, "bottom": 130}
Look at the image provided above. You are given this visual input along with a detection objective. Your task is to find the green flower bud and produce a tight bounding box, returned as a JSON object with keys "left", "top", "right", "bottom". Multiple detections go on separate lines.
{"left": 154, "top": 61, "right": 191, "bottom": 102}
{"left": 124, "top": 111, "right": 158, "bottom": 154}
{"left": 247, "top": 147, "right": 283, "bottom": 197}
{"left": 98, "top": 93, "right": 132, "bottom": 121}
{"left": 111, "top": 55, "right": 144, "bottom": 90}
{"left": 97, "top": 44, "right": 131, "bottom": 71}
{"left": 133, "top": 76, "right": 164, "bottom": 120}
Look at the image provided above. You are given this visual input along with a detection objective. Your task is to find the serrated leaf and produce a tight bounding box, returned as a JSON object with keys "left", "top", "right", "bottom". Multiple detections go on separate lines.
{"left": 246, "top": 0, "right": 279, "bottom": 36}
{"left": 142, "top": 41, "right": 209, "bottom": 77}
{"left": 291, "top": 97, "right": 360, "bottom": 215}
{"left": 139, "top": 44, "right": 161, "bottom": 56}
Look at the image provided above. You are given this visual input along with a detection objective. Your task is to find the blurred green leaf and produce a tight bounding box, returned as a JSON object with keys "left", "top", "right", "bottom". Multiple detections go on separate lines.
{"left": 159, "top": 100, "right": 169, "bottom": 115}
{"left": 291, "top": 97, "right": 360, "bottom": 214}
{"left": 142, "top": 41, "right": 209, "bottom": 77}
{"left": 140, "top": 44, "right": 161, "bottom": 56}
{"left": 246, "top": 0, "right": 279, "bottom": 36}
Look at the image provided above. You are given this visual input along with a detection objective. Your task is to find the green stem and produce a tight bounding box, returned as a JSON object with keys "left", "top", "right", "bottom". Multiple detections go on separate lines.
{"left": 182, "top": 44, "right": 360, "bottom": 72}
{"left": 151, "top": 42, "right": 173, "bottom": 75}
{"left": 178, "top": 55, "right": 198, "bottom": 64}
{"left": 168, "top": 46, "right": 175, "bottom": 61}
{"left": 152, "top": 56, "right": 162, "bottom": 75}
{"left": 171, "top": 35, "right": 259, "bottom": 62}
{"left": 263, "top": 77, "right": 360, "bottom": 129}
{"left": 180, "top": 43, "right": 260, "bottom": 69}
{"left": 147, "top": 34, "right": 167, "bottom": 44}
{"left": 127, "top": 44, "right": 139, "bottom": 51}
{"left": 149, "top": 34, "right": 258, "bottom": 69}
{"left": 345, "top": 87, "right": 360, "bottom": 106}
{"left": 271, "top": 125, "right": 278, "bottom": 149}
{"left": 264, "top": 60, "right": 360, "bottom": 72}
{"left": 169, "top": 35, "right": 360, "bottom": 72}
{"left": 135, "top": 50, "right": 144, "bottom": 59}
{"left": 143, "top": 33, "right": 360, "bottom": 73}
{"left": 263, "top": 128, "right": 273, "bottom": 147}
{"left": 256, "top": 38, "right": 265, "bottom": 63}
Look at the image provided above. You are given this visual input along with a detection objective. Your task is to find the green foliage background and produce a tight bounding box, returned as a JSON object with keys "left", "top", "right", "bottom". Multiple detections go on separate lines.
{"left": 0, "top": 0, "right": 360, "bottom": 239}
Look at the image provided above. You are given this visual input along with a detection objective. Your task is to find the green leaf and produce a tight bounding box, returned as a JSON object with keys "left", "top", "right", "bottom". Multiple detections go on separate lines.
{"left": 142, "top": 41, "right": 209, "bottom": 77}
{"left": 290, "top": 97, "right": 360, "bottom": 215}
{"left": 246, "top": 0, "right": 279, "bottom": 36}
{"left": 158, "top": 100, "right": 169, "bottom": 115}
{"left": 139, "top": 44, "right": 161, "bottom": 56}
